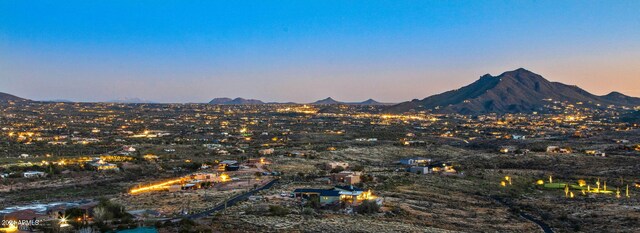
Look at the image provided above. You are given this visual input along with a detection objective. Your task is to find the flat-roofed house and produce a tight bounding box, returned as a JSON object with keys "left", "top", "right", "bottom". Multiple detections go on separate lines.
{"left": 325, "top": 162, "right": 349, "bottom": 170}
{"left": 331, "top": 171, "right": 361, "bottom": 185}
{"left": 23, "top": 171, "right": 46, "bottom": 178}
{"left": 399, "top": 157, "right": 431, "bottom": 166}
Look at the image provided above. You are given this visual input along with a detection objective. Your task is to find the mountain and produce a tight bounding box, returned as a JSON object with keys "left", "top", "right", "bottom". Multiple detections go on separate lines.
{"left": 0, "top": 92, "right": 28, "bottom": 102}
{"left": 359, "top": 99, "right": 395, "bottom": 105}
{"left": 387, "top": 68, "right": 640, "bottom": 114}
{"left": 208, "top": 97, "right": 264, "bottom": 105}
{"left": 312, "top": 97, "right": 343, "bottom": 105}
{"left": 311, "top": 97, "right": 393, "bottom": 105}
{"left": 208, "top": 98, "right": 233, "bottom": 104}
{"left": 600, "top": 92, "right": 640, "bottom": 106}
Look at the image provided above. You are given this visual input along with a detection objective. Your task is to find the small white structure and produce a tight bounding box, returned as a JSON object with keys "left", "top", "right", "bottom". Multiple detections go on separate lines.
{"left": 23, "top": 171, "right": 46, "bottom": 178}
{"left": 123, "top": 146, "right": 136, "bottom": 152}
{"left": 399, "top": 157, "right": 431, "bottom": 166}
{"left": 408, "top": 166, "right": 431, "bottom": 174}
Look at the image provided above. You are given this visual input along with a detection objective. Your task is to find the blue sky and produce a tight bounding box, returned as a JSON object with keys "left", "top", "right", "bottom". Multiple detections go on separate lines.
{"left": 1, "top": 1, "right": 639, "bottom": 103}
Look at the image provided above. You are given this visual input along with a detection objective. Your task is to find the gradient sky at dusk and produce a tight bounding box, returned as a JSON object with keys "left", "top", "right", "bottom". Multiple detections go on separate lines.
{"left": 1, "top": 1, "right": 639, "bottom": 103}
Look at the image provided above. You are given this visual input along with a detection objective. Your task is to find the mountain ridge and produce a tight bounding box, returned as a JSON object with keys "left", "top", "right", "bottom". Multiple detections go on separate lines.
{"left": 209, "top": 97, "right": 265, "bottom": 105}
{"left": 207, "top": 97, "right": 394, "bottom": 105}
{"left": 386, "top": 68, "right": 640, "bottom": 114}
{"left": 0, "top": 92, "right": 28, "bottom": 102}
{"left": 311, "top": 97, "right": 393, "bottom": 105}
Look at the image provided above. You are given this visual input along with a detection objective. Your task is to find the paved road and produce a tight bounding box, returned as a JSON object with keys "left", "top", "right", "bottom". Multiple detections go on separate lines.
{"left": 186, "top": 178, "right": 279, "bottom": 219}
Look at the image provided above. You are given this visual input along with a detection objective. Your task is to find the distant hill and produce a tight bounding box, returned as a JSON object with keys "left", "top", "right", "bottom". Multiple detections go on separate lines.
{"left": 360, "top": 99, "right": 378, "bottom": 105}
{"left": 44, "top": 99, "right": 74, "bottom": 103}
{"left": 208, "top": 98, "right": 233, "bottom": 104}
{"left": 209, "top": 97, "right": 264, "bottom": 105}
{"left": 107, "top": 97, "right": 157, "bottom": 104}
{"left": 600, "top": 92, "right": 640, "bottom": 106}
{"left": 386, "top": 68, "right": 640, "bottom": 114}
{"left": 312, "top": 97, "right": 342, "bottom": 105}
{"left": 311, "top": 97, "right": 393, "bottom": 105}
{"left": 359, "top": 99, "right": 395, "bottom": 106}
{"left": 0, "top": 92, "right": 28, "bottom": 102}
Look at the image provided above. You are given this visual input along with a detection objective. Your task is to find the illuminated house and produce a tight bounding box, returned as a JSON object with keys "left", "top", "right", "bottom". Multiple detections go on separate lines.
{"left": 407, "top": 162, "right": 456, "bottom": 174}
{"left": 546, "top": 146, "right": 571, "bottom": 154}
{"left": 399, "top": 157, "right": 431, "bottom": 166}
{"left": 90, "top": 162, "right": 119, "bottom": 171}
{"left": 430, "top": 162, "right": 456, "bottom": 173}
{"left": 218, "top": 160, "right": 240, "bottom": 171}
{"left": 499, "top": 146, "right": 516, "bottom": 154}
{"left": 585, "top": 150, "right": 606, "bottom": 157}
{"left": 293, "top": 189, "right": 342, "bottom": 205}
{"left": 401, "top": 140, "right": 427, "bottom": 146}
{"left": 143, "top": 154, "right": 159, "bottom": 160}
{"left": 293, "top": 185, "right": 381, "bottom": 206}
{"left": 89, "top": 159, "right": 119, "bottom": 171}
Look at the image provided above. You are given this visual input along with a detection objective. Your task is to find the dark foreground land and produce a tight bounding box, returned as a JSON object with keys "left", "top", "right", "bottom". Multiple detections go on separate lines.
{"left": 1, "top": 102, "right": 639, "bottom": 232}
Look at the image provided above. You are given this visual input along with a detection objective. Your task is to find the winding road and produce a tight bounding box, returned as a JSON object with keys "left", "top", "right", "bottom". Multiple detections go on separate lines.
{"left": 185, "top": 178, "right": 279, "bottom": 219}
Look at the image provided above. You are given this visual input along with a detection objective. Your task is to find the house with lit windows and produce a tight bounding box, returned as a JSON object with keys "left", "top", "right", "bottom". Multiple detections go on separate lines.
{"left": 293, "top": 185, "right": 381, "bottom": 206}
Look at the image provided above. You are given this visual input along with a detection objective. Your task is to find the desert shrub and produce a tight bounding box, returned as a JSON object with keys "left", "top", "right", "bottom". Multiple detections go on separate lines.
{"left": 351, "top": 165, "right": 365, "bottom": 171}
{"left": 302, "top": 207, "right": 315, "bottom": 215}
{"left": 354, "top": 200, "right": 380, "bottom": 214}
{"left": 330, "top": 166, "right": 344, "bottom": 173}
{"left": 269, "top": 205, "right": 290, "bottom": 216}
